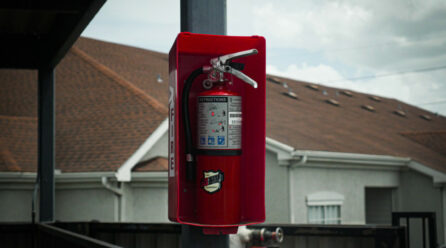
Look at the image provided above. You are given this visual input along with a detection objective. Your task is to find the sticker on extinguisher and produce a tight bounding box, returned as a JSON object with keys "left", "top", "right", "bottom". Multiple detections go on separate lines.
{"left": 201, "top": 170, "right": 224, "bottom": 193}
{"left": 197, "top": 96, "right": 241, "bottom": 150}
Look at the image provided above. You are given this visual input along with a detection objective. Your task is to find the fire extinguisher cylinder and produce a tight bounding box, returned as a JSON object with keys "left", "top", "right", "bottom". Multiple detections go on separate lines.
{"left": 181, "top": 49, "right": 259, "bottom": 225}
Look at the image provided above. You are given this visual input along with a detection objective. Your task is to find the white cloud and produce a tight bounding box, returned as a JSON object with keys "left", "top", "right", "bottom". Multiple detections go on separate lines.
{"left": 82, "top": 0, "right": 446, "bottom": 115}
{"left": 82, "top": 0, "right": 180, "bottom": 52}
{"left": 228, "top": 0, "right": 446, "bottom": 115}
{"left": 229, "top": 0, "right": 446, "bottom": 70}
{"left": 267, "top": 64, "right": 343, "bottom": 83}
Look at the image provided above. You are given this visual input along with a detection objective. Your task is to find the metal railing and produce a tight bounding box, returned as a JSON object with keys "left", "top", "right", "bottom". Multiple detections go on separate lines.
{"left": 37, "top": 223, "right": 122, "bottom": 248}
{"left": 0, "top": 223, "right": 121, "bottom": 248}
{"left": 392, "top": 212, "right": 437, "bottom": 248}
{"left": 250, "top": 224, "right": 406, "bottom": 248}
{"left": 2, "top": 222, "right": 408, "bottom": 248}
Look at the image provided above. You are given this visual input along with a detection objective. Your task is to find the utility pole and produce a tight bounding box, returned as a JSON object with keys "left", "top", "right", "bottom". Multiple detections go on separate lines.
{"left": 181, "top": 0, "right": 226, "bottom": 35}
{"left": 180, "top": 0, "right": 229, "bottom": 247}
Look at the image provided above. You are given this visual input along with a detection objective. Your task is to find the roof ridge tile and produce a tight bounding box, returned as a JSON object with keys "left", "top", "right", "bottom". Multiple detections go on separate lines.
{"left": 70, "top": 46, "right": 168, "bottom": 115}
{"left": 0, "top": 138, "right": 22, "bottom": 172}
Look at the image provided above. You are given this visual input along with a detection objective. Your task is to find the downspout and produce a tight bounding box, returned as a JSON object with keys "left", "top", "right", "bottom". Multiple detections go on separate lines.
{"left": 101, "top": 177, "right": 123, "bottom": 221}
{"left": 288, "top": 153, "right": 307, "bottom": 223}
{"left": 288, "top": 166, "right": 294, "bottom": 223}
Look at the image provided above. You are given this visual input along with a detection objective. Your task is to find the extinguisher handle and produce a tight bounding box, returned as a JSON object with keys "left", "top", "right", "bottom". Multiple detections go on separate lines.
{"left": 210, "top": 49, "right": 259, "bottom": 89}
{"left": 213, "top": 49, "right": 258, "bottom": 65}
{"left": 225, "top": 67, "right": 258, "bottom": 89}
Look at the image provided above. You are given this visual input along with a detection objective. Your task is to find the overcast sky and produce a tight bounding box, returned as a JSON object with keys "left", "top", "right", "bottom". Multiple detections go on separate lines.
{"left": 82, "top": 0, "right": 446, "bottom": 115}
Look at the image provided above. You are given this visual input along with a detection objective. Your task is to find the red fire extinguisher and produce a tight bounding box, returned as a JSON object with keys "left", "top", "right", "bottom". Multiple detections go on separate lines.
{"left": 182, "top": 49, "right": 259, "bottom": 225}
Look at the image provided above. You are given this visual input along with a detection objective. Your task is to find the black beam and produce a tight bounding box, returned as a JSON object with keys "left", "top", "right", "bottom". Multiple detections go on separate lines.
{"left": 0, "top": 1, "right": 87, "bottom": 12}
{"left": 180, "top": 0, "right": 226, "bottom": 35}
{"left": 0, "top": 35, "right": 40, "bottom": 69}
{"left": 37, "top": 224, "right": 122, "bottom": 248}
{"left": 38, "top": 67, "right": 55, "bottom": 222}
{"left": 53, "top": 222, "right": 182, "bottom": 234}
{"left": 41, "top": 0, "right": 105, "bottom": 68}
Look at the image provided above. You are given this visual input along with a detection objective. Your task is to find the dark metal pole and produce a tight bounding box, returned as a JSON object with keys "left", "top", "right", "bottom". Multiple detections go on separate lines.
{"left": 181, "top": 0, "right": 226, "bottom": 35}
{"left": 181, "top": 226, "right": 229, "bottom": 248}
{"left": 38, "top": 67, "right": 55, "bottom": 222}
{"left": 180, "top": 0, "right": 229, "bottom": 247}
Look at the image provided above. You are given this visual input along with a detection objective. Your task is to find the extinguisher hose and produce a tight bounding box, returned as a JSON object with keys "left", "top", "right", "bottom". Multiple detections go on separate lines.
{"left": 182, "top": 67, "right": 204, "bottom": 181}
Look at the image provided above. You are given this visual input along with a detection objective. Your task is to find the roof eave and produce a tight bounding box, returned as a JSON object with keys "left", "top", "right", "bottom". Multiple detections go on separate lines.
{"left": 265, "top": 137, "right": 446, "bottom": 183}
{"left": 115, "top": 118, "right": 168, "bottom": 182}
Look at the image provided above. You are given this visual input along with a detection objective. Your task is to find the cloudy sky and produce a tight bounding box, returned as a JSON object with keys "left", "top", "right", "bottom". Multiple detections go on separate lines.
{"left": 82, "top": 0, "right": 446, "bottom": 115}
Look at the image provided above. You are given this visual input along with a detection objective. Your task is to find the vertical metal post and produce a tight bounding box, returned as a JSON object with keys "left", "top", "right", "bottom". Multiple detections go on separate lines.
{"left": 406, "top": 217, "right": 410, "bottom": 248}
{"left": 181, "top": 0, "right": 226, "bottom": 35}
{"left": 180, "top": 0, "right": 229, "bottom": 247}
{"left": 38, "top": 67, "right": 55, "bottom": 222}
{"left": 422, "top": 217, "right": 426, "bottom": 248}
{"left": 181, "top": 226, "right": 229, "bottom": 248}
{"left": 428, "top": 213, "right": 437, "bottom": 248}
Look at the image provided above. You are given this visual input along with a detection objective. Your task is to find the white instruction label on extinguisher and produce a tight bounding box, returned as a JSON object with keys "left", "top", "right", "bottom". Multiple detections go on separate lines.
{"left": 228, "top": 112, "right": 242, "bottom": 125}
{"left": 197, "top": 96, "right": 242, "bottom": 150}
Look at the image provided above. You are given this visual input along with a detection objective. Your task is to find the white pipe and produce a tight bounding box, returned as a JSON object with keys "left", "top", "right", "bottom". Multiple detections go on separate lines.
{"left": 101, "top": 177, "right": 123, "bottom": 195}
{"left": 288, "top": 165, "right": 294, "bottom": 223}
{"left": 101, "top": 176, "right": 123, "bottom": 222}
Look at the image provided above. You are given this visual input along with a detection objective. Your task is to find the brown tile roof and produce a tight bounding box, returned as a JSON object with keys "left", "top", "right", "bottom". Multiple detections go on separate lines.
{"left": 0, "top": 37, "right": 167, "bottom": 172}
{"left": 267, "top": 76, "right": 446, "bottom": 173}
{"left": 0, "top": 116, "right": 37, "bottom": 172}
{"left": 0, "top": 70, "right": 37, "bottom": 117}
{"left": 1, "top": 37, "right": 445, "bottom": 174}
{"left": 133, "top": 157, "right": 168, "bottom": 172}
{"left": 74, "top": 38, "right": 169, "bottom": 107}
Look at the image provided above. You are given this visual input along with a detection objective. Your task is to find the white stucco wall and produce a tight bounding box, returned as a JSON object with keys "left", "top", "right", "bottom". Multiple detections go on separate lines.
{"left": 123, "top": 173, "right": 169, "bottom": 222}
{"left": 127, "top": 186, "right": 169, "bottom": 222}
{"left": 0, "top": 188, "right": 33, "bottom": 222}
{"left": 265, "top": 150, "right": 290, "bottom": 223}
{"left": 0, "top": 173, "right": 169, "bottom": 223}
{"left": 56, "top": 187, "right": 117, "bottom": 222}
{"left": 55, "top": 173, "right": 169, "bottom": 223}
{"left": 397, "top": 169, "right": 445, "bottom": 244}
{"left": 291, "top": 166, "right": 399, "bottom": 224}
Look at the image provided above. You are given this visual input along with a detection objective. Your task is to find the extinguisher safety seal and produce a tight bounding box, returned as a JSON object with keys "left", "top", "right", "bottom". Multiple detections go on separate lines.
{"left": 182, "top": 67, "right": 205, "bottom": 181}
